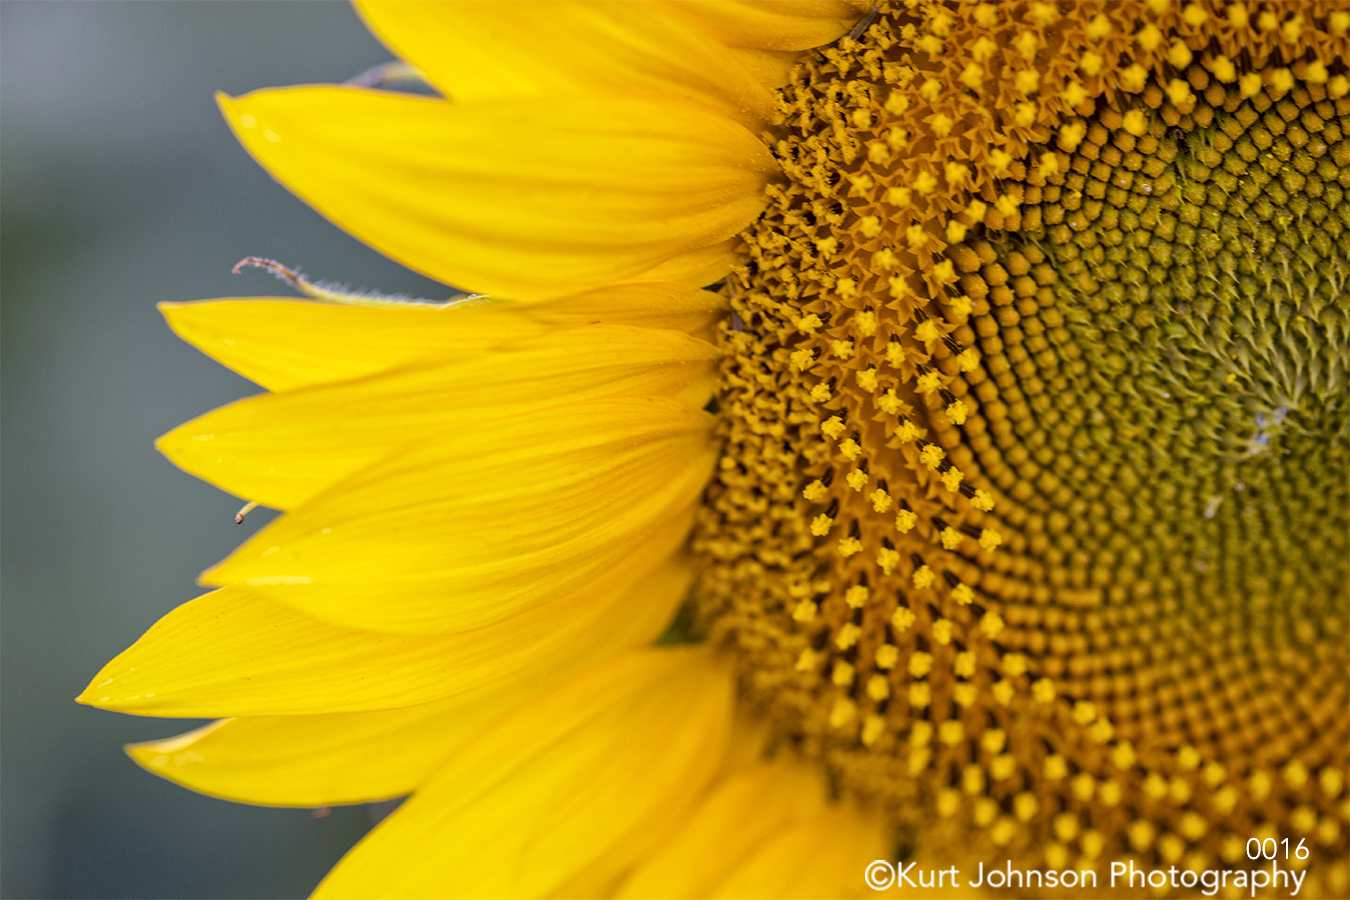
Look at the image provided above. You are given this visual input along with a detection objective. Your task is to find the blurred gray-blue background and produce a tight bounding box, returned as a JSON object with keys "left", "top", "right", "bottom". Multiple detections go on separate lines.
{"left": 2, "top": 3, "right": 447, "bottom": 896}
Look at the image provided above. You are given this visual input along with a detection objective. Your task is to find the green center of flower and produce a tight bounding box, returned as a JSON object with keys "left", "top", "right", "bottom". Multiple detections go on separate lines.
{"left": 693, "top": 1, "right": 1349, "bottom": 873}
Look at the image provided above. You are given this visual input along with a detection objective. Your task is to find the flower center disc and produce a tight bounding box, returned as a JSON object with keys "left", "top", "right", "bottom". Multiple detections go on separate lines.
{"left": 693, "top": 0, "right": 1349, "bottom": 874}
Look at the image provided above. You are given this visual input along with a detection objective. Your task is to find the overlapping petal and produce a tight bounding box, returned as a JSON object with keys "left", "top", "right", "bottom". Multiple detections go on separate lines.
{"left": 706, "top": 809, "right": 886, "bottom": 899}
{"left": 159, "top": 285, "right": 725, "bottom": 393}
{"left": 123, "top": 694, "right": 508, "bottom": 807}
{"left": 157, "top": 324, "right": 718, "bottom": 510}
{"left": 313, "top": 648, "right": 733, "bottom": 899}
{"left": 80, "top": 556, "right": 686, "bottom": 716}
{"left": 609, "top": 749, "right": 889, "bottom": 900}
{"left": 219, "top": 87, "right": 776, "bottom": 299}
{"left": 200, "top": 397, "right": 716, "bottom": 633}
{"left": 663, "top": 0, "right": 865, "bottom": 50}
{"left": 354, "top": 1, "right": 776, "bottom": 126}
{"left": 614, "top": 759, "right": 829, "bottom": 898}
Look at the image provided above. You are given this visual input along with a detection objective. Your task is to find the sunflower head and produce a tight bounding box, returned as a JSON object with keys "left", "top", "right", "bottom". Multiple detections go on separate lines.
{"left": 695, "top": 0, "right": 1349, "bottom": 887}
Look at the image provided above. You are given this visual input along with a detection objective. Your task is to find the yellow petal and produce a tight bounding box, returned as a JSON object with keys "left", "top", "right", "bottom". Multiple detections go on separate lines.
{"left": 727, "top": 48, "right": 802, "bottom": 92}
{"left": 125, "top": 691, "right": 514, "bottom": 807}
{"left": 159, "top": 298, "right": 515, "bottom": 392}
{"left": 615, "top": 758, "right": 829, "bottom": 899}
{"left": 531, "top": 282, "right": 727, "bottom": 338}
{"left": 219, "top": 87, "right": 775, "bottom": 300}
{"left": 354, "top": 0, "right": 774, "bottom": 125}
{"left": 201, "top": 398, "right": 716, "bottom": 633}
{"left": 709, "top": 806, "right": 889, "bottom": 899}
{"left": 313, "top": 647, "right": 733, "bottom": 900}
{"left": 160, "top": 286, "right": 725, "bottom": 393}
{"left": 79, "top": 553, "right": 687, "bottom": 716}
{"left": 156, "top": 325, "right": 718, "bottom": 510}
{"left": 630, "top": 239, "right": 738, "bottom": 292}
{"left": 664, "top": 0, "right": 865, "bottom": 50}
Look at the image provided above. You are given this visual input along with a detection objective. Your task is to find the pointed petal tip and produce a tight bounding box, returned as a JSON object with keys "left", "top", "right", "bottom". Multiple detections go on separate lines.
{"left": 75, "top": 679, "right": 118, "bottom": 710}
{"left": 124, "top": 741, "right": 153, "bottom": 763}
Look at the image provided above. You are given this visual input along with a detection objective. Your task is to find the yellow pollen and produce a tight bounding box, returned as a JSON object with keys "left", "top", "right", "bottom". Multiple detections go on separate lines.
{"left": 828, "top": 697, "right": 856, "bottom": 729}
{"left": 918, "top": 444, "right": 944, "bottom": 470}
{"left": 890, "top": 607, "right": 915, "bottom": 632}
{"left": 1137, "top": 23, "right": 1163, "bottom": 52}
{"left": 1166, "top": 79, "right": 1193, "bottom": 106}
{"left": 1058, "top": 121, "right": 1086, "bottom": 151}
{"left": 843, "top": 584, "right": 869, "bottom": 608}
{"left": 939, "top": 468, "right": 964, "bottom": 492}
{"left": 939, "top": 527, "right": 963, "bottom": 550}
{"left": 908, "top": 652, "right": 932, "bottom": 679}
{"left": 955, "top": 680, "right": 980, "bottom": 704}
{"left": 1013, "top": 30, "right": 1038, "bottom": 61}
{"left": 990, "top": 754, "right": 1017, "bottom": 780}
{"left": 954, "top": 651, "right": 976, "bottom": 678}
{"left": 860, "top": 714, "right": 886, "bottom": 747}
{"left": 1120, "top": 63, "right": 1148, "bottom": 92}
{"left": 1168, "top": 39, "right": 1193, "bottom": 69}
{"left": 1183, "top": 3, "right": 1208, "bottom": 25}
{"left": 884, "top": 340, "right": 907, "bottom": 367}
{"left": 875, "top": 546, "right": 900, "bottom": 574}
{"left": 913, "top": 319, "right": 942, "bottom": 346}
{"left": 834, "top": 623, "right": 860, "bottom": 650}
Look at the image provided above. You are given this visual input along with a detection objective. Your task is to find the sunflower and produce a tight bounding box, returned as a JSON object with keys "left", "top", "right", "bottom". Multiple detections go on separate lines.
{"left": 81, "top": 1, "right": 1349, "bottom": 897}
